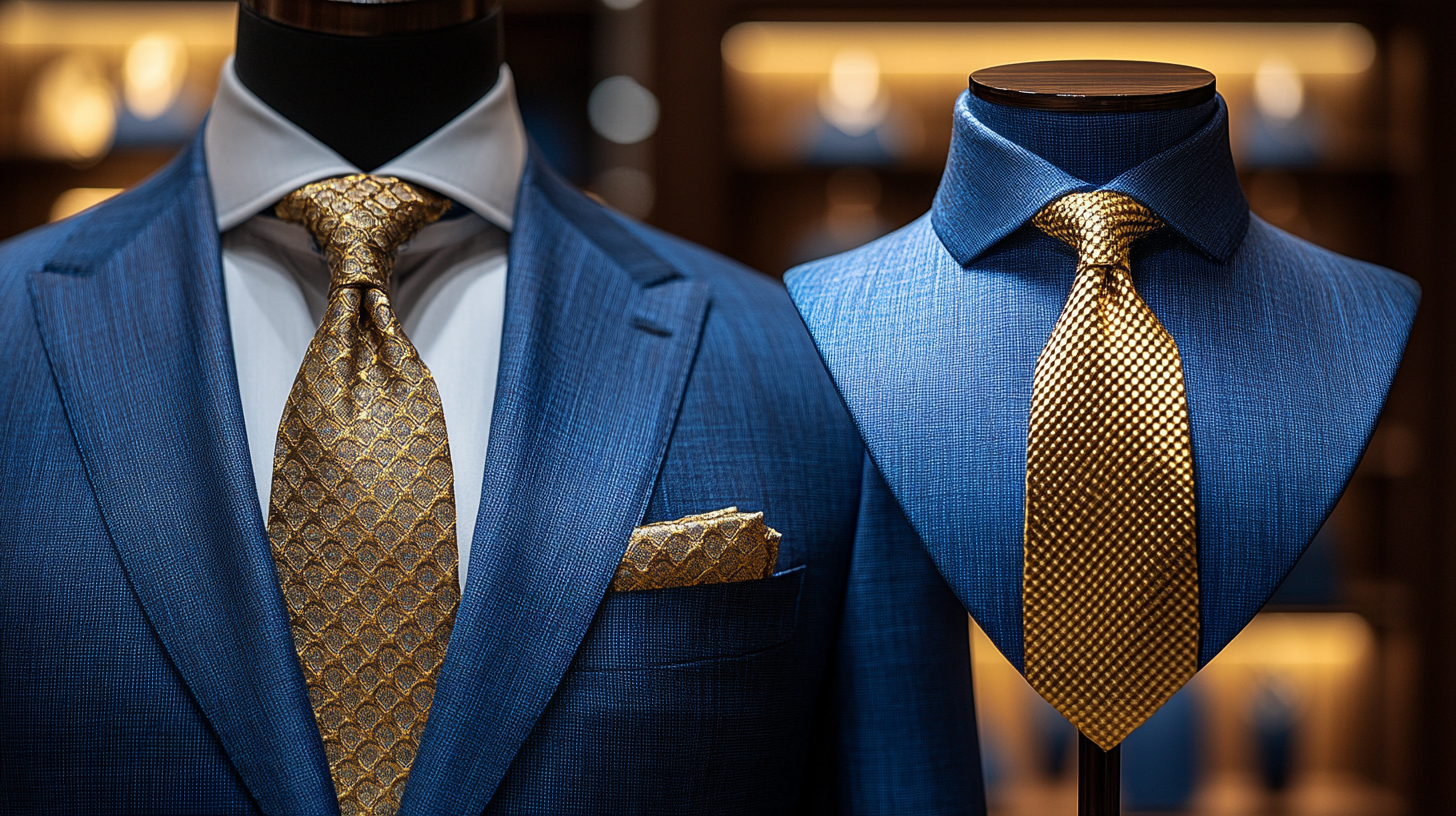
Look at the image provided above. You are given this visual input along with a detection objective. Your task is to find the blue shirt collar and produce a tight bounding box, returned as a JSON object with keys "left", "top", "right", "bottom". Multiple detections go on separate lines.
{"left": 931, "top": 91, "right": 1249, "bottom": 265}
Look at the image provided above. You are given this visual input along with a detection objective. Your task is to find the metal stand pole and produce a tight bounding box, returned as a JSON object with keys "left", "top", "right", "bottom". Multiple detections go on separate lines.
{"left": 1078, "top": 732, "right": 1119, "bottom": 816}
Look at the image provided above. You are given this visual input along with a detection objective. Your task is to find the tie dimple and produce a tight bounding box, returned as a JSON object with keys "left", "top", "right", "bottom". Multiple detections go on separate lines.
{"left": 1022, "top": 190, "right": 1199, "bottom": 751}
{"left": 269, "top": 175, "right": 458, "bottom": 816}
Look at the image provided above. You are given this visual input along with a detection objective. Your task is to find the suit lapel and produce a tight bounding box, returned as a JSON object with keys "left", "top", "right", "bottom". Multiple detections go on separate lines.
{"left": 401, "top": 154, "right": 710, "bottom": 815}
{"left": 28, "top": 139, "right": 336, "bottom": 815}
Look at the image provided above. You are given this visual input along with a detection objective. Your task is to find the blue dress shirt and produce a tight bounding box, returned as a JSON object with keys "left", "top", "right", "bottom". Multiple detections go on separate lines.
{"left": 788, "top": 91, "right": 1418, "bottom": 670}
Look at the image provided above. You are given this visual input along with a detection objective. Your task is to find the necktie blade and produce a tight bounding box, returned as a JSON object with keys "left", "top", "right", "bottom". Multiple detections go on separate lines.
{"left": 1023, "top": 191, "right": 1199, "bottom": 751}
{"left": 270, "top": 175, "right": 459, "bottom": 816}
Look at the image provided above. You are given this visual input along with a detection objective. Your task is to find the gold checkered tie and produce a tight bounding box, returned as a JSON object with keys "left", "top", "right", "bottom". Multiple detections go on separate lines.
{"left": 268, "top": 175, "right": 459, "bottom": 816}
{"left": 1023, "top": 190, "right": 1199, "bottom": 751}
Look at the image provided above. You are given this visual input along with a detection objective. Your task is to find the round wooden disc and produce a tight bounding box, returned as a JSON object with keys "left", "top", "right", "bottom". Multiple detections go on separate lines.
{"left": 242, "top": 0, "right": 496, "bottom": 36}
{"left": 971, "top": 60, "right": 1215, "bottom": 112}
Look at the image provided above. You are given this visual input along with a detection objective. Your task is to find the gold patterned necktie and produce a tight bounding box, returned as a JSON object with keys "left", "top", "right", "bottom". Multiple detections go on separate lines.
{"left": 1022, "top": 190, "right": 1199, "bottom": 751}
{"left": 267, "top": 175, "right": 459, "bottom": 816}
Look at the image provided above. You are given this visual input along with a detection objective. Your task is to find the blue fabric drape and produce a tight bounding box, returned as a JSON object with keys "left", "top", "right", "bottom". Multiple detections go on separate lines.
{"left": 789, "top": 92, "right": 1417, "bottom": 669}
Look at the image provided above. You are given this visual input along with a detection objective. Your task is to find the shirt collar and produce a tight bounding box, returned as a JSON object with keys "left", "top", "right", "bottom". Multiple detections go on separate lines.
{"left": 204, "top": 56, "right": 527, "bottom": 233}
{"left": 930, "top": 91, "right": 1249, "bottom": 265}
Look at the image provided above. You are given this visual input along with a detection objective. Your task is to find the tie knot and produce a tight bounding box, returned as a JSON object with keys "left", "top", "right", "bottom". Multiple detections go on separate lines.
{"left": 276, "top": 174, "right": 451, "bottom": 291}
{"left": 1032, "top": 191, "right": 1164, "bottom": 270}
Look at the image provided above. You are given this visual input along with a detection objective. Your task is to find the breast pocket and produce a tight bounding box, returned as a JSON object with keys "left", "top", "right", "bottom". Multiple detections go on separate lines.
{"left": 569, "top": 565, "right": 805, "bottom": 671}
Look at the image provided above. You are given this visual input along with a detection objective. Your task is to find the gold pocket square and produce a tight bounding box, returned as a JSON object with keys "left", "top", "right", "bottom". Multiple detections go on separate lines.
{"left": 610, "top": 507, "right": 782, "bottom": 592}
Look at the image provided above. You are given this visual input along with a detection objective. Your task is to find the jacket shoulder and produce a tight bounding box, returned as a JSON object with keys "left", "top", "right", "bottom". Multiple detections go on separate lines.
{"left": 0, "top": 145, "right": 201, "bottom": 291}
{"left": 602, "top": 211, "right": 860, "bottom": 432}
{"left": 524, "top": 157, "right": 805, "bottom": 321}
{"left": 611, "top": 212, "right": 800, "bottom": 317}
{"left": 0, "top": 213, "right": 89, "bottom": 284}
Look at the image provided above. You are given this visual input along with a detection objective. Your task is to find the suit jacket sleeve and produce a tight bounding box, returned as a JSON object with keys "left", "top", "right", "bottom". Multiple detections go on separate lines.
{"left": 799, "top": 453, "right": 987, "bottom": 815}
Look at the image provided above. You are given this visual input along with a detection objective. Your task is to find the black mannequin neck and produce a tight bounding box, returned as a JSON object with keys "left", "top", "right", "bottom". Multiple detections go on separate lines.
{"left": 234, "top": 5, "right": 504, "bottom": 171}
{"left": 966, "top": 93, "right": 1217, "bottom": 185}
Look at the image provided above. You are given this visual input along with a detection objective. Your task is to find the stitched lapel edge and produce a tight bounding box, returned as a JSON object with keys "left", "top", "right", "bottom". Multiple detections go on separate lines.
{"left": 401, "top": 152, "right": 711, "bottom": 814}
{"left": 28, "top": 136, "right": 336, "bottom": 816}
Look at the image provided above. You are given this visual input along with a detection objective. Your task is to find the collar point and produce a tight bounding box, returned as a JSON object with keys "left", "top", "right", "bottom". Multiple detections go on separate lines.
{"left": 1190, "top": 206, "right": 1251, "bottom": 264}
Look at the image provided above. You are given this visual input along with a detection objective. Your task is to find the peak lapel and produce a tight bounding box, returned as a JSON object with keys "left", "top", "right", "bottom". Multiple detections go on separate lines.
{"left": 401, "top": 154, "right": 710, "bottom": 815}
{"left": 27, "top": 138, "right": 336, "bottom": 815}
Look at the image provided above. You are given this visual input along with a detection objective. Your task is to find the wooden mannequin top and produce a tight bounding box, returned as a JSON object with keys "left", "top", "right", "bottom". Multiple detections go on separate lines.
{"left": 241, "top": 0, "right": 494, "bottom": 37}
{"left": 971, "top": 60, "right": 1215, "bottom": 112}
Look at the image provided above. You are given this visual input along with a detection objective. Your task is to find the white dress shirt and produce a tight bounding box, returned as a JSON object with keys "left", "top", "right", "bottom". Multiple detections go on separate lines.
{"left": 205, "top": 58, "right": 528, "bottom": 588}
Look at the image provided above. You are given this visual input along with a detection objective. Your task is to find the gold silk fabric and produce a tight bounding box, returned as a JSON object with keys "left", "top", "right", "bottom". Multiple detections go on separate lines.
{"left": 610, "top": 508, "right": 781, "bottom": 592}
{"left": 268, "top": 175, "right": 458, "bottom": 816}
{"left": 1023, "top": 190, "right": 1200, "bottom": 751}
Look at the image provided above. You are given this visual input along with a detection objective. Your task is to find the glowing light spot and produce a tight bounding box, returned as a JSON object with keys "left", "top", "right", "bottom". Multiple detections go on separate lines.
{"left": 124, "top": 33, "right": 188, "bottom": 120}
{"left": 28, "top": 52, "right": 116, "bottom": 162}
{"left": 1254, "top": 58, "right": 1306, "bottom": 121}
{"left": 50, "top": 187, "right": 121, "bottom": 221}
{"left": 818, "top": 49, "right": 887, "bottom": 136}
{"left": 588, "top": 76, "right": 659, "bottom": 145}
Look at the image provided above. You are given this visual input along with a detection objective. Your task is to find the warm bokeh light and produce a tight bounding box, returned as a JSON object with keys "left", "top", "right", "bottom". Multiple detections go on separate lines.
{"left": 28, "top": 52, "right": 115, "bottom": 162}
{"left": 0, "top": 0, "right": 235, "bottom": 161}
{"left": 0, "top": 1, "right": 234, "bottom": 48}
{"left": 723, "top": 22, "right": 1376, "bottom": 77}
{"left": 124, "top": 33, "right": 188, "bottom": 120}
{"left": 970, "top": 612, "right": 1383, "bottom": 809}
{"left": 819, "top": 49, "right": 885, "bottom": 136}
{"left": 1204, "top": 612, "right": 1372, "bottom": 669}
{"left": 971, "top": 612, "right": 1374, "bottom": 693}
{"left": 1254, "top": 58, "right": 1307, "bottom": 122}
{"left": 49, "top": 186, "right": 121, "bottom": 221}
{"left": 725, "top": 21, "right": 1378, "bottom": 173}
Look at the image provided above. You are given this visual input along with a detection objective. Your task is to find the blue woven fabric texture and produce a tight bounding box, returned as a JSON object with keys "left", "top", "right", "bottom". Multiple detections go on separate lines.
{"left": 815, "top": 457, "right": 984, "bottom": 814}
{"left": 787, "top": 91, "right": 1419, "bottom": 671}
{"left": 0, "top": 132, "right": 983, "bottom": 813}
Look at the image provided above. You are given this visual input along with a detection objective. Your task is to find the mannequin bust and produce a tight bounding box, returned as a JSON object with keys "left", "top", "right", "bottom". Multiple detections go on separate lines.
{"left": 971, "top": 61, "right": 1228, "bottom": 815}
{"left": 234, "top": 0, "right": 504, "bottom": 170}
{"left": 786, "top": 59, "right": 1418, "bottom": 816}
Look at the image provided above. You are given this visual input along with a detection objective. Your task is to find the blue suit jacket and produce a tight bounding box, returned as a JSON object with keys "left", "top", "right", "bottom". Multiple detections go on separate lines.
{"left": 787, "top": 93, "right": 1419, "bottom": 672}
{"left": 0, "top": 135, "right": 984, "bottom": 814}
